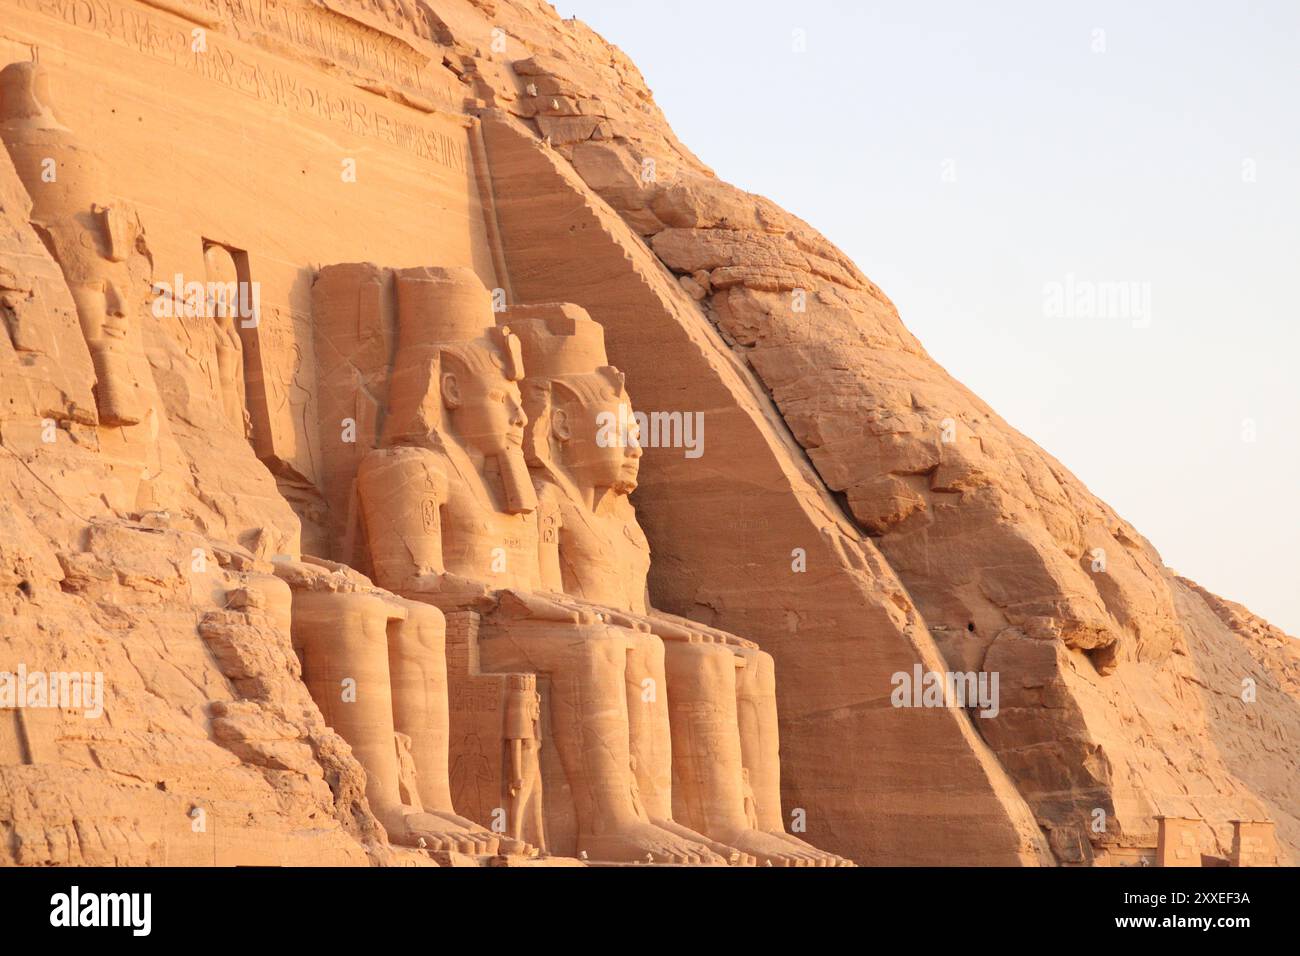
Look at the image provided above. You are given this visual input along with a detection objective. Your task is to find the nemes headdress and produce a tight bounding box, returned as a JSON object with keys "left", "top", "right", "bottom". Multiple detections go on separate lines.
{"left": 384, "top": 266, "right": 524, "bottom": 446}
{"left": 499, "top": 303, "right": 624, "bottom": 467}
{"left": 0, "top": 62, "right": 62, "bottom": 128}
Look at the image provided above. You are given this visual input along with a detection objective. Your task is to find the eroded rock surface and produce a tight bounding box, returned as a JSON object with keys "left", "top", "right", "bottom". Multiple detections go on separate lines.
{"left": 0, "top": 0, "right": 1293, "bottom": 866}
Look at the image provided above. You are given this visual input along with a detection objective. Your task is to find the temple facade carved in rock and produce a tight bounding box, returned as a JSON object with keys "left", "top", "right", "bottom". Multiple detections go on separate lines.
{"left": 0, "top": 0, "right": 1293, "bottom": 868}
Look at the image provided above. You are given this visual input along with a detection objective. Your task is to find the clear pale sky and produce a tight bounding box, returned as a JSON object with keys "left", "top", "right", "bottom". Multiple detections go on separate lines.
{"left": 561, "top": 0, "right": 1300, "bottom": 635}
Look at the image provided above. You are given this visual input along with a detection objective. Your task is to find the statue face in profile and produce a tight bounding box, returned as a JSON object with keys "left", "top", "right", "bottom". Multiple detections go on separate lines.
{"left": 614, "top": 404, "right": 642, "bottom": 495}
{"left": 555, "top": 374, "right": 641, "bottom": 496}
{"left": 441, "top": 343, "right": 528, "bottom": 458}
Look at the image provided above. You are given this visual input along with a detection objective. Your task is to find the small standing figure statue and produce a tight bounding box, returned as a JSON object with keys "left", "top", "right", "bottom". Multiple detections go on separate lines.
{"left": 202, "top": 243, "right": 251, "bottom": 437}
{"left": 504, "top": 673, "right": 544, "bottom": 853}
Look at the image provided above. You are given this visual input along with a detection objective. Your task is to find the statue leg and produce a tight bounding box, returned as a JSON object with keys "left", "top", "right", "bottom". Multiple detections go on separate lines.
{"left": 664, "top": 640, "right": 823, "bottom": 866}
{"left": 290, "top": 591, "right": 405, "bottom": 836}
{"left": 732, "top": 646, "right": 850, "bottom": 866}
{"left": 627, "top": 633, "right": 754, "bottom": 865}
{"left": 479, "top": 620, "right": 722, "bottom": 864}
{"left": 507, "top": 740, "right": 545, "bottom": 853}
{"left": 290, "top": 591, "right": 482, "bottom": 853}
{"left": 663, "top": 640, "right": 746, "bottom": 836}
{"left": 525, "top": 740, "right": 546, "bottom": 852}
{"left": 214, "top": 334, "right": 244, "bottom": 432}
{"left": 386, "top": 600, "right": 452, "bottom": 811}
{"left": 386, "top": 598, "right": 509, "bottom": 855}
{"left": 623, "top": 630, "right": 673, "bottom": 819}
{"left": 733, "top": 645, "right": 783, "bottom": 830}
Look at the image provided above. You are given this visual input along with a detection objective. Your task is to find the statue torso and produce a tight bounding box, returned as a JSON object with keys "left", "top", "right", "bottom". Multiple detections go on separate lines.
{"left": 552, "top": 481, "right": 651, "bottom": 614}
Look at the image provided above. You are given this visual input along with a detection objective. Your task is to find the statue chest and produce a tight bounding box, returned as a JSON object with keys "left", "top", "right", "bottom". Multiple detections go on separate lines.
{"left": 441, "top": 503, "right": 541, "bottom": 587}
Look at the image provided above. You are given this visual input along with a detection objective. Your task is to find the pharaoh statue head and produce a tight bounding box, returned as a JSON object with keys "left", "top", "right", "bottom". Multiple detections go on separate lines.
{"left": 381, "top": 266, "right": 534, "bottom": 514}
{"left": 504, "top": 304, "right": 641, "bottom": 500}
{"left": 0, "top": 62, "right": 63, "bottom": 129}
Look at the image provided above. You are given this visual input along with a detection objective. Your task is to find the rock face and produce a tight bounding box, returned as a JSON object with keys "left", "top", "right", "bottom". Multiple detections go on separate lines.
{"left": 0, "top": 0, "right": 1293, "bottom": 867}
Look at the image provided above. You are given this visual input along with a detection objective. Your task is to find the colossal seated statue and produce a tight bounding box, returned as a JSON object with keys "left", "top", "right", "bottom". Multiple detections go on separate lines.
{"left": 504, "top": 304, "right": 848, "bottom": 867}
{"left": 0, "top": 63, "right": 144, "bottom": 427}
{"left": 355, "top": 266, "right": 732, "bottom": 864}
{"left": 350, "top": 266, "right": 846, "bottom": 865}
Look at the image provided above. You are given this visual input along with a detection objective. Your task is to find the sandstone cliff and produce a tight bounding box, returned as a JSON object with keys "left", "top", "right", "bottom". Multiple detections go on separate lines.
{"left": 0, "top": 0, "right": 1293, "bottom": 866}
{"left": 405, "top": 0, "right": 1300, "bottom": 864}
{"left": 0, "top": 143, "right": 391, "bottom": 864}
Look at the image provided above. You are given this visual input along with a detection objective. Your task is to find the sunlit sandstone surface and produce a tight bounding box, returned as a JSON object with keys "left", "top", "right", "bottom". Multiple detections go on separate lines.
{"left": 0, "top": 0, "right": 1293, "bottom": 867}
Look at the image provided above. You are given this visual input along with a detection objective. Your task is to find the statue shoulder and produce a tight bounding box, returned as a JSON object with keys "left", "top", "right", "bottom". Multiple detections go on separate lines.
{"left": 358, "top": 444, "right": 451, "bottom": 499}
